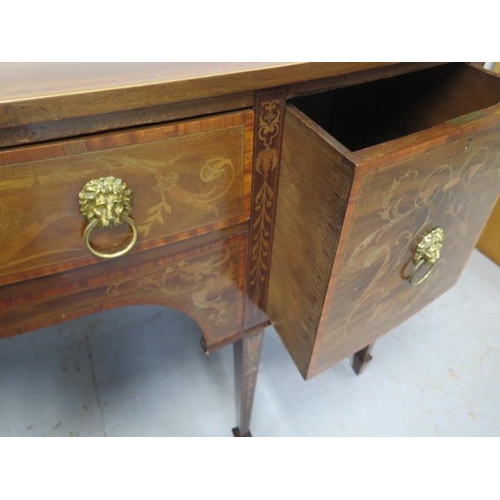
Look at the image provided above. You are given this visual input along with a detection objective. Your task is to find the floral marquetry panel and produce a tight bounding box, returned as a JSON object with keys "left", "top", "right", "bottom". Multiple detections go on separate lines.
{"left": 0, "top": 111, "right": 253, "bottom": 286}
{"left": 312, "top": 128, "right": 500, "bottom": 376}
{"left": 0, "top": 235, "right": 247, "bottom": 350}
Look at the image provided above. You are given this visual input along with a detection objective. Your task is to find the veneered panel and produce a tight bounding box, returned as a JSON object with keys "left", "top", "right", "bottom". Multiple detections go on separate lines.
{"left": 0, "top": 111, "right": 253, "bottom": 285}
{"left": 310, "top": 129, "right": 500, "bottom": 377}
{"left": 267, "top": 106, "right": 353, "bottom": 377}
{"left": 0, "top": 234, "right": 247, "bottom": 351}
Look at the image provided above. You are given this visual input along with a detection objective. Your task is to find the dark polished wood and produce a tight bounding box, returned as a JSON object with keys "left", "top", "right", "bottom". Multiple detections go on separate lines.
{"left": 268, "top": 62, "right": 500, "bottom": 379}
{"left": 1, "top": 64, "right": 449, "bottom": 150}
{"left": 267, "top": 103, "right": 353, "bottom": 377}
{"left": 0, "top": 110, "right": 253, "bottom": 287}
{"left": 0, "top": 234, "right": 248, "bottom": 352}
{"left": 245, "top": 89, "right": 286, "bottom": 328}
{"left": 0, "top": 63, "right": 396, "bottom": 129}
{"left": 2, "top": 62, "right": 498, "bottom": 435}
{"left": 351, "top": 344, "right": 374, "bottom": 375}
{"left": 287, "top": 62, "right": 447, "bottom": 102}
{"left": 0, "top": 92, "right": 255, "bottom": 149}
{"left": 292, "top": 64, "right": 500, "bottom": 154}
{"left": 232, "top": 326, "right": 264, "bottom": 437}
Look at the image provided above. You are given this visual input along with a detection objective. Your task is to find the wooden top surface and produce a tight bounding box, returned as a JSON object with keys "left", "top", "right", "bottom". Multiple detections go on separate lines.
{"left": 0, "top": 62, "right": 395, "bottom": 127}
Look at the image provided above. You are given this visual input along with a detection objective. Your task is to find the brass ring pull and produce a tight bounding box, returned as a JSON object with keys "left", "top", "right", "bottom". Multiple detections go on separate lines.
{"left": 83, "top": 215, "right": 138, "bottom": 259}
{"left": 408, "top": 257, "right": 437, "bottom": 286}
{"left": 406, "top": 227, "right": 444, "bottom": 286}
{"left": 78, "top": 176, "right": 138, "bottom": 259}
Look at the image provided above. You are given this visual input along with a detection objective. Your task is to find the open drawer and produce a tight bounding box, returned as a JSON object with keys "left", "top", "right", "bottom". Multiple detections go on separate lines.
{"left": 267, "top": 63, "right": 500, "bottom": 379}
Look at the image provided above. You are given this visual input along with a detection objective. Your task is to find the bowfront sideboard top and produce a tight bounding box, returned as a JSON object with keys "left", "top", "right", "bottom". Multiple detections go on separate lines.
{"left": 0, "top": 62, "right": 397, "bottom": 124}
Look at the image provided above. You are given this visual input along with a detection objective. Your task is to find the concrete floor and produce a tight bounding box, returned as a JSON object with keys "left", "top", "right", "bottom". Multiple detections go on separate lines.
{"left": 0, "top": 250, "right": 499, "bottom": 436}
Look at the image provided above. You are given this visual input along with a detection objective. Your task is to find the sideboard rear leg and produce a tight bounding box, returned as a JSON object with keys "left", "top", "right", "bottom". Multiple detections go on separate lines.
{"left": 232, "top": 327, "right": 264, "bottom": 437}
{"left": 351, "top": 343, "right": 375, "bottom": 375}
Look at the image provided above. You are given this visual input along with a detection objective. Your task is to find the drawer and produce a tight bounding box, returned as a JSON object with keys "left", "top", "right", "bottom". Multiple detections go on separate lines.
{"left": 268, "top": 63, "right": 500, "bottom": 379}
{"left": 0, "top": 233, "right": 247, "bottom": 351}
{"left": 0, "top": 110, "right": 253, "bottom": 285}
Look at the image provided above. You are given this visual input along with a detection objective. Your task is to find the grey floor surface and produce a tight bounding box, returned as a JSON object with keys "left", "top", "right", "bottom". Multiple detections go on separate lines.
{"left": 0, "top": 250, "right": 498, "bottom": 437}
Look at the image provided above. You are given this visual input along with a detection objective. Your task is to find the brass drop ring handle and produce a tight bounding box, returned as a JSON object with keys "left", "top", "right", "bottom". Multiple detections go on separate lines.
{"left": 406, "top": 227, "right": 444, "bottom": 286}
{"left": 83, "top": 215, "right": 138, "bottom": 259}
{"left": 408, "top": 257, "right": 437, "bottom": 286}
{"left": 78, "top": 176, "right": 138, "bottom": 259}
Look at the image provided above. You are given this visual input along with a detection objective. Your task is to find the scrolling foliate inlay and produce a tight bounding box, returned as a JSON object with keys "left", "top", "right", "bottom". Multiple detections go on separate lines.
{"left": 247, "top": 91, "right": 285, "bottom": 323}
{"left": 78, "top": 154, "right": 237, "bottom": 237}
{"left": 139, "top": 156, "right": 236, "bottom": 236}
{"left": 107, "top": 243, "right": 241, "bottom": 330}
{"left": 339, "top": 138, "right": 500, "bottom": 338}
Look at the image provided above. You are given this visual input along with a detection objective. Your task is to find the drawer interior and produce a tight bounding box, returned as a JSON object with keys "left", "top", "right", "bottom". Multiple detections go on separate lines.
{"left": 290, "top": 63, "right": 500, "bottom": 151}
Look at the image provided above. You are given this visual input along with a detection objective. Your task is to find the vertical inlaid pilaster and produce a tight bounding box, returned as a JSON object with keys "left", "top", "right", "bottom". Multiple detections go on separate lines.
{"left": 245, "top": 89, "right": 286, "bottom": 328}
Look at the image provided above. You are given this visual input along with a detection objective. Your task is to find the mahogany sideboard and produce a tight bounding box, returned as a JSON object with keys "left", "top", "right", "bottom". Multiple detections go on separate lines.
{"left": 1, "top": 62, "right": 499, "bottom": 436}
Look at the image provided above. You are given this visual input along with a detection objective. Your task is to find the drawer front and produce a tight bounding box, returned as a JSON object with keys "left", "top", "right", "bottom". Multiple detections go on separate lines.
{"left": 0, "top": 111, "right": 253, "bottom": 285}
{"left": 0, "top": 234, "right": 247, "bottom": 350}
{"left": 313, "top": 128, "right": 500, "bottom": 375}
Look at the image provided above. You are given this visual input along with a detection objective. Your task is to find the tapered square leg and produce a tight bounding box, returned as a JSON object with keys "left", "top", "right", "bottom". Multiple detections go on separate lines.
{"left": 351, "top": 343, "right": 374, "bottom": 375}
{"left": 232, "top": 327, "right": 264, "bottom": 437}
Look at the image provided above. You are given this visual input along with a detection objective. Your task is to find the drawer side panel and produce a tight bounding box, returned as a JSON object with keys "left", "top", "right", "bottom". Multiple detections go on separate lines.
{"left": 267, "top": 107, "right": 353, "bottom": 378}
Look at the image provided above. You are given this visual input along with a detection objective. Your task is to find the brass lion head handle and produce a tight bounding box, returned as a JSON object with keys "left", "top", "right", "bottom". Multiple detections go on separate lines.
{"left": 406, "top": 227, "right": 444, "bottom": 286}
{"left": 78, "top": 176, "right": 138, "bottom": 259}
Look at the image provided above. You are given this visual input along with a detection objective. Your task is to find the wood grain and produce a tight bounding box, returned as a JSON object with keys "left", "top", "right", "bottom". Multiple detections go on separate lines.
{"left": 268, "top": 62, "right": 500, "bottom": 379}
{"left": 245, "top": 89, "right": 286, "bottom": 328}
{"left": 0, "top": 63, "right": 396, "bottom": 128}
{"left": 287, "top": 62, "right": 447, "bottom": 101}
{"left": 292, "top": 63, "right": 500, "bottom": 168}
{"left": 0, "top": 233, "right": 247, "bottom": 352}
{"left": 233, "top": 326, "right": 264, "bottom": 437}
{"left": 0, "top": 92, "right": 255, "bottom": 148}
{"left": 311, "top": 128, "right": 500, "bottom": 378}
{"left": 2, "top": 60, "right": 498, "bottom": 408}
{"left": 266, "top": 105, "right": 353, "bottom": 377}
{"left": 0, "top": 110, "right": 253, "bottom": 286}
{"left": 0, "top": 64, "right": 446, "bottom": 149}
